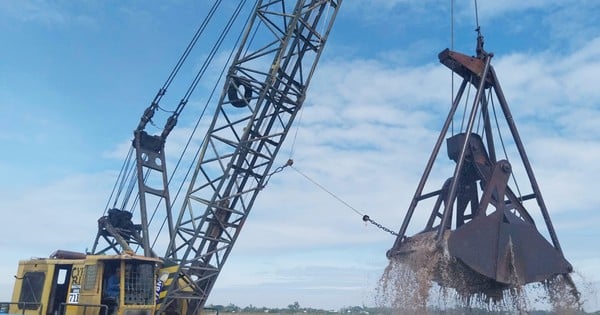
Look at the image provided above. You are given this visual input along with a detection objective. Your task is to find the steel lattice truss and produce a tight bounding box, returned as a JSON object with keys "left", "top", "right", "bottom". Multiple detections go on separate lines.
{"left": 160, "top": 0, "right": 342, "bottom": 312}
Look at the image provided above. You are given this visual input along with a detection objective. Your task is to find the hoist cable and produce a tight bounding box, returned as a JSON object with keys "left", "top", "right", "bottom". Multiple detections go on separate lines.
{"left": 148, "top": 0, "right": 257, "bottom": 249}
{"left": 161, "top": 0, "right": 223, "bottom": 93}
{"left": 475, "top": 91, "right": 487, "bottom": 135}
{"left": 168, "top": 0, "right": 253, "bottom": 214}
{"left": 136, "top": 0, "right": 224, "bottom": 134}
{"left": 151, "top": 0, "right": 248, "bottom": 142}
{"left": 115, "top": 155, "right": 137, "bottom": 211}
{"left": 100, "top": 0, "right": 251, "bottom": 253}
{"left": 123, "top": 168, "right": 150, "bottom": 213}
{"left": 490, "top": 92, "right": 523, "bottom": 200}
{"left": 284, "top": 2, "right": 333, "bottom": 161}
{"left": 104, "top": 146, "right": 135, "bottom": 215}
{"left": 180, "top": 0, "right": 248, "bottom": 104}
{"left": 459, "top": 76, "right": 472, "bottom": 132}
{"left": 110, "top": 0, "right": 222, "bottom": 213}
{"left": 289, "top": 164, "right": 397, "bottom": 236}
{"left": 451, "top": 0, "right": 455, "bottom": 51}
{"left": 150, "top": 46, "right": 236, "bottom": 249}
{"left": 241, "top": 0, "right": 265, "bottom": 58}
{"left": 474, "top": 0, "right": 481, "bottom": 31}
{"left": 115, "top": 160, "right": 136, "bottom": 209}
{"left": 450, "top": 0, "right": 455, "bottom": 135}
{"left": 288, "top": 104, "right": 304, "bottom": 159}
{"left": 484, "top": 88, "right": 493, "bottom": 134}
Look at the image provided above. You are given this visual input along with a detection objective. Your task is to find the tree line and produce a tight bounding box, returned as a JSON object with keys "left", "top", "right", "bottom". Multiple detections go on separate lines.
{"left": 205, "top": 302, "right": 597, "bottom": 314}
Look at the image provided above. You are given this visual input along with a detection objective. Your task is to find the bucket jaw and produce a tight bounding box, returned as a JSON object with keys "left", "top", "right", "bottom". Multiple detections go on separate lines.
{"left": 447, "top": 208, "right": 572, "bottom": 286}
{"left": 388, "top": 131, "right": 574, "bottom": 294}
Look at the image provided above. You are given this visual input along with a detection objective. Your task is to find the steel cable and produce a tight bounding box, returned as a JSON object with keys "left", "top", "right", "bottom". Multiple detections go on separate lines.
{"left": 149, "top": 0, "right": 258, "bottom": 249}
{"left": 289, "top": 164, "right": 397, "bottom": 236}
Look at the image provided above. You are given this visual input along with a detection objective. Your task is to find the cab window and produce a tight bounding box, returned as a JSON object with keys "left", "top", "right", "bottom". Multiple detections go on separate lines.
{"left": 18, "top": 271, "right": 45, "bottom": 309}
{"left": 83, "top": 265, "right": 98, "bottom": 290}
{"left": 124, "top": 262, "right": 154, "bottom": 305}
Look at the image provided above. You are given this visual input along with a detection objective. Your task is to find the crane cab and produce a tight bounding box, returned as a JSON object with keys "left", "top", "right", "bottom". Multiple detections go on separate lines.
{"left": 4, "top": 250, "right": 161, "bottom": 315}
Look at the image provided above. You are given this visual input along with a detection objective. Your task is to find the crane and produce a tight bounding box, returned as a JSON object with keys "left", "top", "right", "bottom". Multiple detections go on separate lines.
{"left": 5, "top": 1, "right": 342, "bottom": 315}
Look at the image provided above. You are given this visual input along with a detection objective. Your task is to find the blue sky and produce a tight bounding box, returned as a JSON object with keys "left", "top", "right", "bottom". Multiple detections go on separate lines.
{"left": 1, "top": 0, "right": 600, "bottom": 312}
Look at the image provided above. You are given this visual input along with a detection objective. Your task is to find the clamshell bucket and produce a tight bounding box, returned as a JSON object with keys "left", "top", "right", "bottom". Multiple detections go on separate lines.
{"left": 388, "top": 45, "right": 576, "bottom": 298}
{"left": 448, "top": 208, "right": 573, "bottom": 285}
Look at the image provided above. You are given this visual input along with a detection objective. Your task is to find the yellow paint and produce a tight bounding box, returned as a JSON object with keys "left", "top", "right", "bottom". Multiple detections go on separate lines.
{"left": 7, "top": 253, "right": 161, "bottom": 315}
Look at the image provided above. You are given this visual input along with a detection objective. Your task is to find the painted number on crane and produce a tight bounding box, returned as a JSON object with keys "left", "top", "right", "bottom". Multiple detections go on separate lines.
{"left": 68, "top": 266, "right": 85, "bottom": 304}
{"left": 71, "top": 266, "right": 84, "bottom": 285}
{"left": 68, "top": 285, "right": 81, "bottom": 303}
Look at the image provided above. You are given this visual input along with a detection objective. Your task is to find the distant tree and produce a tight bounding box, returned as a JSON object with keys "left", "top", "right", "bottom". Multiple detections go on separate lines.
{"left": 288, "top": 301, "right": 300, "bottom": 312}
{"left": 224, "top": 303, "right": 240, "bottom": 312}
{"left": 206, "top": 304, "right": 223, "bottom": 311}
{"left": 243, "top": 304, "right": 258, "bottom": 312}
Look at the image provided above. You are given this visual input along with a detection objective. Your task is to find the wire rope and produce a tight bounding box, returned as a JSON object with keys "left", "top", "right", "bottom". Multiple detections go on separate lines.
{"left": 474, "top": 0, "right": 480, "bottom": 31}
{"left": 149, "top": 0, "right": 257, "bottom": 249}
{"left": 179, "top": 0, "right": 248, "bottom": 105}
{"left": 459, "top": 76, "right": 472, "bottom": 132}
{"left": 99, "top": 0, "right": 266, "bottom": 254}
{"left": 161, "top": 0, "right": 223, "bottom": 94}
{"left": 285, "top": 3, "right": 333, "bottom": 160}
{"left": 105, "top": 146, "right": 135, "bottom": 214}
{"left": 288, "top": 104, "right": 304, "bottom": 159}
{"left": 289, "top": 165, "right": 397, "bottom": 236}
{"left": 450, "top": 0, "right": 455, "bottom": 135}
{"left": 109, "top": 11, "right": 225, "bottom": 214}
{"left": 490, "top": 92, "right": 523, "bottom": 200}
{"left": 116, "top": 156, "right": 137, "bottom": 211}
{"left": 290, "top": 166, "right": 363, "bottom": 217}
{"left": 475, "top": 90, "right": 488, "bottom": 135}
{"left": 135, "top": 0, "right": 224, "bottom": 134}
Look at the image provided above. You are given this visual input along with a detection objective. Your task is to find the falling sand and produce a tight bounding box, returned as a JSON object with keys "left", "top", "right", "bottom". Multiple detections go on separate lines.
{"left": 376, "top": 232, "right": 585, "bottom": 314}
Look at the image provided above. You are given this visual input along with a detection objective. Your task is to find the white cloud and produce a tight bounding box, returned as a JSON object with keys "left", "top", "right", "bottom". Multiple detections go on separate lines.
{"left": 0, "top": 1, "right": 67, "bottom": 25}
{"left": 0, "top": 172, "right": 114, "bottom": 300}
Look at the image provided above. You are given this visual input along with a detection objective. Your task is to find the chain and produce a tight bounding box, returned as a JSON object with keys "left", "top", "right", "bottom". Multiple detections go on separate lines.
{"left": 362, "top": 215, "right": 398, "bottom": 236}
